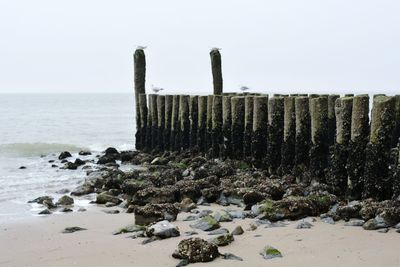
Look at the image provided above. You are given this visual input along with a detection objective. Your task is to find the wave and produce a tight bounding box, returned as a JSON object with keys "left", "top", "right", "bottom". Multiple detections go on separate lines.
{"left": 0, "top": 142, "right": 85, "bottom": 157}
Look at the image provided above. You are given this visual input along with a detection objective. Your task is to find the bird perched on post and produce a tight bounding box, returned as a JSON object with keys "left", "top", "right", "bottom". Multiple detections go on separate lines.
{"left": 239, "top": 85, "right": 250, "bottom": 92}
{"left": 210, "top": 47, "right": 222, "bottom": 52}
{"left": 151, "top": 84, "right": 164, "bottom": 94}
{"left": 136, "top": 45, "right": 147, "bottom": 50}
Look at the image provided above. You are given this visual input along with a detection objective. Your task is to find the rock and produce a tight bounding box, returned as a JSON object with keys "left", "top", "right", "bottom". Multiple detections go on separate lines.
{"left": 19, "top": 166, "right": 26, "bottom": 169}
{"left": 363, "top": 217, "right": 388, "bottom": 230}
{"left": 134, "top": 203, "right": 179, "bottom": 225}
{"left": 184, "top": 231, "right": 198, "bottom": 236}
{"left": 71, "top": 183, "right": 94, "bottom": 196}
{"left": 183, "top": 215, "right": 198, "bottom": 221}
{"left": 296, "top": 220, "right": 313, "bottom": 229}
{"left": 58, "top": 151, "right": 72, "bottom": 160}
{"left": 121, "top": 179, "right": 152, "bottom": 195}
{"left": 260, "top": 246, "right": 282, "bottom": 260}
{"left": 28, "top": 196, "right": 53, "bottom": 204}
{"left": 142, "top": 236, "right": 160, "bottom": 245}
{"left": 113, "top": 224, "right": 145, "bottom": 235}
{"left": 146, "top": 220, "right": 180, "bottom": 239}
{"left": 79, "top": 150, "right": 92, "bottom": 156}
{"left": 336, "top": 201, "right": 362, "bottom": 220}
{"left": 55, "top": 188, "right": 70, "bottom": 194}
{"left": 395, "top": 222, "right": 400, "bottom": 231}
{"left": 43, "top": 199, "right": 57, "bottom": 209}
{"left": 62, "top": 226, "right": 87, "bottom": 233}
{"left": 321, "top": 217, "right": 335, "bottom": 224}
{"left": 227, "top": 210, "right": 247, "bottom": 219}
{"left": 231, "top": 225, "right": 244, "bottom": 235}
{"left": 97, "top": 155, "right": 116, "bottom": 165}
{"left": 377, "top": 228, "right": 389, "bottom": 233}
{"left": 95, "top": 192, "right": 121, "bottom": 205}
{"left": 51, "top": 164, "right": 58, "bottom": 168}
{"left": 132, "top": 186, "right": 178, "bottom": 205}
{"left": 243, "top": 191, "right": 265, "bottom": 207}
{"left": 179, "top": 198, "right": 197, "bottom": 212}
{"left": 213, "top": 210, "right": 233, "bottom": 222}
{"left": 39, "top": 209, "right": 51, "bottom": 215}
{"left": 56, "top": 195, "right": 74, "bottom": 206}
{"left": 247, "top": 223, "right": 258, "bottom": 231}
{"left": 103, "top": 209, "right": 119, "bottom": 214}
{"left": 62, "top": 162, "right": 78, "bottom": 170}
{"left": 208, "top": 228, "right": 229, "bottom": 235}
{"left": 190, "top": 215, "right": 220, "bottom": 231}
{"left": 74, "top": 158, "right": 86, "bottom": 166}
{"left": 344, "top": 219, "right": 365, "bottom": 227}
{"left": 59, "top": 207, "right": 73, "bottom": 212}
{"left": 197, "top": 209, "right": 213, "bottom": 218}
{"left": 222, "top": 253, "right": 243, "bottom": 261}
{"left": 128, "top": 231, "right": 145, "bottom": 239}
{"left": 105, "top": 202, "right": 117, "bottom": 207}
{"left": 209, "top": 233, "right": 234, "bottom": 246}
{"left": 172, "top": 238, "right": 219, "bottom": 263}
{"left": 105, "top": 147, "right": 119, "bottom": 156}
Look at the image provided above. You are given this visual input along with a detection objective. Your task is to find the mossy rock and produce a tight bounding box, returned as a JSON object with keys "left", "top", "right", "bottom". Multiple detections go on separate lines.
{"left": 260, "top": 246, "right": 282, "bottom": 259}
{"left": 190, "top": 215, "right": 220, "bottom": 231}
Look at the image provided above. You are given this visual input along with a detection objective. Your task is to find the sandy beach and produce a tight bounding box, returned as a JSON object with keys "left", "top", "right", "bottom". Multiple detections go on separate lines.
{"left": 1, "top": 204, "right": 400, "bottom": 267}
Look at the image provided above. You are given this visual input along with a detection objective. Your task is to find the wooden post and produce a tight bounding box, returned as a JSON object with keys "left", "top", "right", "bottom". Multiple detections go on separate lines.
{"left": 171, "top": 95, "right": 180, "bottom": 151}
{"left": 189, "top": 96, "right": 199, "bottom": 150}
{"left": 206, "top": 95, "right": 214, "bottom": 152}
{"left": 281, "top": 96, "right": 296, "bottom": 174}
{"left": 149, "top": 94, "right": 158, "bottom": 150}
{"left": 231, "top": 96, "right": 245, "bottom": 159}
{"left": 266, "top": 97, "right": 284, "bottom": 174}
{"left": 244, "top": 96, "right": 254, "bottom": 158}
{"left": 157, "top": 95, "right": 165, "bottom": 151}
{"left": 210, "top": 49, "right": 223, "bottom": 94}
{"left": 134, "top": 49, "right": 146, "bottom": 149}
{"left": 138, "top": 94, "right": 148, "bottom": 150}
{"left": 180, "top": 95, "right": 190, "bottom": 150}
{"left": 197, "top": 96, "right": 208, "bottom": 153}
{"left": 252, "top": 96, "right": 268, "bottom": 167}
{"left": 164, "top": 95, "right": 173, "bottom": 150}
{"left": 211, "top": 95, "right": 223, "bottom": 157}
{"left": 294, "top": 96, "right": 311, "bottom": 181}
{"left": 222, "top": 96, "right": 232, "bottom": 158}
{"left": 328, "top": 94, "right": 340, "bottom": 146}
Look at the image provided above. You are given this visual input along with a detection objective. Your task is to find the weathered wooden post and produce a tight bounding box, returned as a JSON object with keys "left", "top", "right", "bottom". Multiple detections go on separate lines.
{"left": 164, "top": 95, "right": 173, "bottom": 150}
{"left": 266, "top": 97, "right": 284, "bottom": 174}
{"left": 231, "top": 96, "right": 245, "bottom": 159}
{"left": 171, "top": 95, "right": 180, "bottom": 151}
{"left": 138, "top": 93, "right": 148, "bottom": 150}
{"left": 197, "top": 96, "right": 208, "bottom": 153}
{"left": 294, "top": 96, "right": 311, "bottom": 181}
{"left": 206, "top": 95, "right": 214, "bottom": 151}
{"left": 281, "top": 96, "right": 296, "bottom": 174}
{"left": 328, "top": 94, "right": 340, "bottom": 146}
{"left": 189, "top": 96, "right": 199, "bottom": 150}
{"left": 148, "top": 94, "right": 158, "bottom": 150}
{"left": 252, "top": 96, "right": 269, "bottom": 167}
{"left": 392, "top": 144, "right": 400, "bottom": 199}
{"left": 347, "top": 94, "right": 369, "bottom": 200}
{"left": 244, "top": 96, "right": 254, "bottom": 158}
{"left": 134, "top": 49, "right": 146, "bottom": 149}
{"left": 363, "top": 96, "right": 396, "bottom": 200}
{"left": 392, "top": 95, "right": 400, "bottom": 147}
{"left": 309, "top": 97, "right": 329, "bottom": 182}
{"left": 222, "top": 96, "right": 232, "bottom": 158}
{"left": 211, "top": 95, "right": 223, "bottom": 157}
{"left": 156, "top": 95, "right": 165, "bottom": 151}
{"left": 180, "top": 95, "right": 190, "bottom": 150}
{"left": 328, "top": 97, "right": 353, "bottom": 195}
{"left": 210, "top": 49, "right": 223, "bottom": 95}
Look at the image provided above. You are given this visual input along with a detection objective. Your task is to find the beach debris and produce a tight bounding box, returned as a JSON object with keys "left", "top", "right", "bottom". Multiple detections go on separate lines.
{"left": 113, "top": 224, "right": 145, "bottom": 235}
{"left": 95, "top": 192, "right": 121, "bottom": 205}
{"left": 260, "top": 246, "right": 283, "bottom": 260}
{"left": 296, "top": 220, "right": 313, "bottom": 229}
{"left": 146, "top": 220, "right": 180, "bottom": 239}
{"left": 28, "top": 196, "right": 53, "bottom": 204}
{"left": 134, "top": 203, "right": 179, "bottom": 225}
{"left": 190, "top": 215, "right": 220, "bottom": 231}
{"left": 231, "top": 225, "right": 244, "bottom": 235}
{"left": 62, "top": 226, "right": 87, "bottom": 234}
{"left": 208, "top": 228, "right": 229, "bottom": 235}
{"left": 38, "top": 209, "right": 52, "bottom": 215}
{"left": 56, "top": 195, "right": 74, "bottom": 206}
{"left": 208, "top": 233, "right": 234, "bottom": 246}
{"left": 344, "top": 219, "right": 365, "bottom": 227}
{"left": 172, "top": 238, "right": 219, "bottom": 264}
{"left": 58, "top": 151, "right": 72, "bottom": 160}
{"left": 221, "top": 253, "right": 243, "bottom": 261}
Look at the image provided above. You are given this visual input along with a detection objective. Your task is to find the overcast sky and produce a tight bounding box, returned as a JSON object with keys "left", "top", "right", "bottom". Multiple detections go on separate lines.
{"left": 0, "top": 0, "right": 399, "bottom": 95}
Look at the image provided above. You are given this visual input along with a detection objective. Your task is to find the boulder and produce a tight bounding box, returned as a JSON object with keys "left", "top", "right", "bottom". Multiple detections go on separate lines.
{"left": 344, "top": 219, "right": 365, "bottom": 227}
{"left": 190, "top": 215, "right": 220, "bottom": 231}
{"left": 105, "top": 147, "right": 119, "bottom": 156}
{"left": 74, "top": 158, "right": 86, "bottom": 166}
{"left": 62, "top": 162, "right": 78, "bottom": 170}
{"left": 134, "top": 203, "right": 179, "bottom": 225}
{"left": 28, "top": 196, "right": 53, "bottom": 204}
{"left": 179, "top": 198, "right": 197, "bottom": 212}
{"left": 260, "top": 246, "right": 282, "bottom": 260}
{"left": 363, "top": 216, "right": 388, "bottom": 230}
{"left": 56, "top": 195, "right": 74, "bottom": 206}
{"left": 79, "top": 150, "right": 92, "bottom": 156}
{"left": 95, "top": 192, "right": 121, "bottom": 205}
{"left": 43, "top": 199, "right": 57, "bottom": 209}
{"left": 146, "top": 220, "right": 180, "bottom": 239}
{"left": 38, "top": 209, "right": 51, "bottom": 215}
{"left": 121, "top": 179, "right": 152, "bottom": 195}
{"left": 97, "top": 155, "right": 116, "bottom": 165}
{"left": 209, "top": 233, "right": 234, "bottom": 246}
{"left": 172, "top": 238, "right": 220, "bottom": 263}
{"left": 296, "top": 220, "right": 313, "bottom": 229}
{"left": 231, "top": 225, "right": 244, "bottom": 235}
{"left": 213, "top": 210, "right": 233, "bottom": 222}
{"left": 207, "top": 228, "right": 229, "bottom": 235}
{"left": 132, "top": 186, "right": 178, "bottom": 205}
{"left": 58, "top": 151, "right": 72, "bottom": 160}
{"left": 71, "top": 183, "right": 94, "bottom": 196}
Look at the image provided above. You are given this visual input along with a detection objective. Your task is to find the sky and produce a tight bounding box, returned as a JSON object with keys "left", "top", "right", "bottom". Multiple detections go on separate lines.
{"left": 0, "top": 0, "right": 399, "bottom": 95}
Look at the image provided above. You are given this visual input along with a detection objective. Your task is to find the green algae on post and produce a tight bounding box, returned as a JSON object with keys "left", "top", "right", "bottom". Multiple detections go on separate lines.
{"left": 266, "top": 96, "right": 284, "bottom": 174}
{"left": 197, "top": 96, "right": 208, "bottom": 153}
{"left": 281, "top": 96, "right": 296, "bottom": 174}
{"left": 252, "top": 96, "right": 268, "bottom": 167}
{"left": 231, "top": 96, "right": 245, "bottom": 159}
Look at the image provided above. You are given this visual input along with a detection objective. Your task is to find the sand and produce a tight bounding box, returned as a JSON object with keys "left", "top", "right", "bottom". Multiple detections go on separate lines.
{"left": 1, "top": 205, "right": 400, "bottom": 267}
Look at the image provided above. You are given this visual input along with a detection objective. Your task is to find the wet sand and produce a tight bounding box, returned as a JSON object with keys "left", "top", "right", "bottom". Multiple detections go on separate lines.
{"left": 1, "top": 205, "right": 400, "bottom": 267}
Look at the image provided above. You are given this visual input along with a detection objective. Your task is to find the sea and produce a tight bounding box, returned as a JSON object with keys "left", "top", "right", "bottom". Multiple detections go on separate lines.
{"left": 0, "top": 93, "right": 136, "bottom": 222}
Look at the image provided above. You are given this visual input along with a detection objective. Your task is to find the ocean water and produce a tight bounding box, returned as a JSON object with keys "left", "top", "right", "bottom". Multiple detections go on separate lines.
{"left": 0, "top": 94, "right": 136, "bottom": 221}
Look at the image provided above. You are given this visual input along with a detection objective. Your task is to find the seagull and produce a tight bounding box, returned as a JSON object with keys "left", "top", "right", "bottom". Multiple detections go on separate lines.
{"left": 151, "top": 84, "right": 164, "bottom": 93}
{"left": 210, "top": 47, "right": 222, "bottom": 51}
{"left": 239, "top": 85, "right": 250, "bottom": 92}
{"left": 136, "top": 45, "right": 147, "bottom": 50}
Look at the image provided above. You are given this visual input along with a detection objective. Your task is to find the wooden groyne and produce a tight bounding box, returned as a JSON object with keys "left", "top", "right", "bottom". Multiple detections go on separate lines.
{"left": 133, "top": 48, "right": 400, "bottom": 202}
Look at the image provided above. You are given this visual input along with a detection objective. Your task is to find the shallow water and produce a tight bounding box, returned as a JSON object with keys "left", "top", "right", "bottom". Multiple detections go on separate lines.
{"left": 0, "top": 93, "right": 136, "bottom": 221}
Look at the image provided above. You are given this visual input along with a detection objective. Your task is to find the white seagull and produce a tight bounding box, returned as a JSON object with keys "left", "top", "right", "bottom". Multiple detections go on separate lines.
{"left": 239, "top": 85, "right": 250, "bottom": 92}
{"left": 151, "top": 84, "right": 164, "bottom": 93}
{"left": 210, "top": 47, "right": 222, "bottom": 51}
{"left": 136, "top": 45, "right": 147, "bottom": 50}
